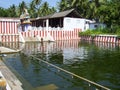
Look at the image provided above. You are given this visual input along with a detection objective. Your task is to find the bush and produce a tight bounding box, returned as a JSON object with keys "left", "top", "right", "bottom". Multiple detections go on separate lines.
{"left": 79, "top": 27, "right": 120, "bottom": 36}
{"left": 115, "top": 27, "right": 120, "bottom": 35}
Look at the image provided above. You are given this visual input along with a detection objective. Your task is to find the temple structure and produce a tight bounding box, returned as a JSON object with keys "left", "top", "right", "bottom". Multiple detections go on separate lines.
{"left": 18, "top": 8, "right": 32, "bottom": 32}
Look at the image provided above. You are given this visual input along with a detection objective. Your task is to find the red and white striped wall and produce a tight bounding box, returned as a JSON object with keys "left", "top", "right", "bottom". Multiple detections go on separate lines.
{"left": 20, "top": 28, "right": 81, "bottom": 41}
{"left": 80, "top": 35, "right": 118, "bottom": 43}
{"left": 1, "top": 17, "right": 120, "bottom": 44}
{"left": 0, "top": 18, "right": 19, "bottom": 34}
{"left": 0, "top": 34, "right": 19, "bottom": 42}
{"left": 0, "top": 18, "right": 20, "bottom": 42}
{"left": 0, "top": 17, "right": 81, "bottom": 42}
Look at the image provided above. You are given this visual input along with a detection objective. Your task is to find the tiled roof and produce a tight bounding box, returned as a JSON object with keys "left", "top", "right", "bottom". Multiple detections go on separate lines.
{"left": 31, "top": 9, "right": 81, "bottom": 21}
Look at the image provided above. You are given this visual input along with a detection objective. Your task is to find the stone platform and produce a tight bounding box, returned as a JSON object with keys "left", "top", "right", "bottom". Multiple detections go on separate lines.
{"left": 0, "top": 60, "right": 23, "bottom": 90}
{"left": 0, "top": 47, "right": 20, "bottom": 54}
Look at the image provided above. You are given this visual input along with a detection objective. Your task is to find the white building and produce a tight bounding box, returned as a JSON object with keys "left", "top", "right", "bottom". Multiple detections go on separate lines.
{"left": 31, "top": 9, "right": 105, "bottom": 32}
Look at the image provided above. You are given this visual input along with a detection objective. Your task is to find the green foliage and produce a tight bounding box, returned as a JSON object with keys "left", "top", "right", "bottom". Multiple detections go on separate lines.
{"left": 0, "top": 0, "right": 56, "bottom": 18}
{"left": 58, "top": 0, "right": 120, "bottom": 34}
{"left": 0, "top": 7, "right": 8, "bottom": 17}
{"left": 115, "top": 27, "right": 120, "bottom": 35}
{"left": 78, "top": 27, "right": 120, "bottom": 36}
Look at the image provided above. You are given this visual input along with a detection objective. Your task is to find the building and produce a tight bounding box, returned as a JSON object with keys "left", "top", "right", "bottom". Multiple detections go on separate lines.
{"left": 30, "top": 9, "right": 104, "bottom": 31}
{"left": 89, "top": 22, "right": 106, "bottom": 30}
{"left": 31, "top": 9, "right": 82, "bottom": 31}
{"left": 18, "top": 8, "right": 32, "bottom": 32}
{"left": 0, "top": 9, "right": 106, "bottom": 42}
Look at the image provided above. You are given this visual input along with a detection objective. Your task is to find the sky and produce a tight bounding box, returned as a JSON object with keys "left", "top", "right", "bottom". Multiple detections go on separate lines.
{"left": 0, "top": 0, "right": 59, "bottom": 8}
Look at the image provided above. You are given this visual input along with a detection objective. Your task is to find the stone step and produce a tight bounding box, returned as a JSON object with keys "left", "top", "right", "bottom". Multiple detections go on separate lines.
{"left": 24, "top": 37, "right": 39, "bottom": 42}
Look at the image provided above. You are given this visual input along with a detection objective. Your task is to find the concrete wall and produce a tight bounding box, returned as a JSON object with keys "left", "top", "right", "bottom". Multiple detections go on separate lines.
{"left": 80, "top": 35, "right": 120, "bottom": 43}
{"left": 64, "top": 17, "right": 85, "bottom": 31}
{"left": 20, "top": 28, "right": 81, "bottom": 41}
{"left": 0, "top": 17, "right": 82, "bottom": 42}
{"left": 63, "top": 18, "right": 101, "bottom": 31}
{"left": 0, "top": 18, "right": 20, "bottom": 42}
{"left": 0, "top": 18, "right": 19, "bottom": 34}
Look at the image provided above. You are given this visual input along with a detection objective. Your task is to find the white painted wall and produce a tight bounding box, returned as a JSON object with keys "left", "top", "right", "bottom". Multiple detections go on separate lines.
{"left": 63, "top": 17, "right": 105, "bottom": 31}
{"left": 63, "top": 17, "right": 90, "bottom": 31}
{"left": 64, "top": 17, "right": 86, "bottom": 31}
{"left": 63, "top": 17, "right": 75, "bottom": 30}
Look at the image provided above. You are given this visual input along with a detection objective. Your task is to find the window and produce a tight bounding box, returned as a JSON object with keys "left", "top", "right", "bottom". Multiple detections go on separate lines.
{"left": 94, "top": 25, "right": 98, "bottom": 28}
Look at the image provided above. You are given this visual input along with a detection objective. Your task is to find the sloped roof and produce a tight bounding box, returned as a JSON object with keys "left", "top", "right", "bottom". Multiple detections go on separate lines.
{"left": 31, "top": 9, "right": 81, "bottom": 21}
{"left": 51, "top": 9, "right": 77, "bottom": 18}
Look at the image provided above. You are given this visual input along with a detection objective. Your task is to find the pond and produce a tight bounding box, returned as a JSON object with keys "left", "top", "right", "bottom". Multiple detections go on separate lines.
{"left": 3, "top": 40, "right": 120, "bottom": 90}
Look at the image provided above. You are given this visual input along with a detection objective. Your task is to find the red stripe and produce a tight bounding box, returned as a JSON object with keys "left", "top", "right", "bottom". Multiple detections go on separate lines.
{"left": 39, "top": 31, "right": 41, "bottom": 37}
{"left": 34, "top": 30, "right": 35, "bottom": 36}
{"left": 6, "top": 22, "right": 9, "bottom": 34}
{"left": 11, "top": 22, "right": 13, "bottom": 34}
{"left": 42, "top": 31, "right": 44, "bottom": 37}
{"left": 0, "top": 21, "right": 2, "bottom": 33}
{"left": 45, "top": 31, "right": 47, "bottom": 37}
{"left": 14, "top": 22, "right": 15, "bottom": 34}
{"left": 28, "top": 31, "right": 29, "bottom": 37}
{"left": 58, "top": 31, "right": 60, "bottom": 40}
{"left": 4, "top": 21, "right": 7, "bottom": 34}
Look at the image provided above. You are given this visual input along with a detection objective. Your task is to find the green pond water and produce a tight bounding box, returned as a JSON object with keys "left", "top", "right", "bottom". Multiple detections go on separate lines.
{"left": 3, "top": 40, "right": 120, "bottom": 90}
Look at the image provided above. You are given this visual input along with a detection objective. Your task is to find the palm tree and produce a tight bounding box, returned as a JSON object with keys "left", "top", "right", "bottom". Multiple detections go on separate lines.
{"left": 7, "top": 4, "right": 17, "bottom": 17}
{"left": 0, "top": 7, "right": 8, "bottom": 17}
{"left": 18, "top": 1, "right": 27, "bottom": 16}
{"left": 49, "top": 7, "right": 56, "bottom": 14}
{"left": 29, "top": 0, "right": 37, "bottom": 18}
{"left": 28, "top": 0, "right": 57, "bottom": 17}
{"left": 58, "top": 0, "right": 89, "bottom": 17}
{"left": 29, "top": 0, "right": 42, "bottom": 17}
{"left": 39, "top": 2, "right": 51, "bottom": 16}
{"left": 58, "top": 0, "right": 71, "bottom": 11}
{"left": 34, "top": 0, "right": 41, "bottom": 6}
{"left": 33, "top": 0, "right": 42, "bottom": 11}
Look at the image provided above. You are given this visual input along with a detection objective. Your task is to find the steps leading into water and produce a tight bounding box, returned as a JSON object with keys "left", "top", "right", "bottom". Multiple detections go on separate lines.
{"left": 0, "top": 47, "right": 20, "bottom": 54}
{"left": 23, "top": 37, "right": 39, "bottom": 42}
{"left": 0, "top": 61, "right": 23, "bottom": 90}
{"left": 23, "top": 36, "right": 55, "bottom": 42}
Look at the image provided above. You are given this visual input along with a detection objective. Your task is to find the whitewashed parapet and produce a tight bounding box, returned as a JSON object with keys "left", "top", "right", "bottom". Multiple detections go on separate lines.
{"left": 98, "top": 34, "right": 117, "bottom": 37}
{"left": 80, "top": 34, "right": 120, "bottom": 43}
{"left": 31, "top": 26, "right": 64, "bottom": 31}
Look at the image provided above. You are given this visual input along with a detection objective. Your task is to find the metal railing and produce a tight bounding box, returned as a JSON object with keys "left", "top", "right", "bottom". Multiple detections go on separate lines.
{"left": 30, "top": 55, "right": 110, "bottom": 90}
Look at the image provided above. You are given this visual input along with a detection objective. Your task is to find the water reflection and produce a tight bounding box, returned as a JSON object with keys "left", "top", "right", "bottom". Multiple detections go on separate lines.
{"left": 3, "top": 40, "right": 120, "bottom": 90}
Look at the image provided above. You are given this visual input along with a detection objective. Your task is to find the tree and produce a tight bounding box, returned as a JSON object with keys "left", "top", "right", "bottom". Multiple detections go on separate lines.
{"left": 33, "top": 0, "right": 42, "bottom": 10}
{"left": 28, "top": 0, "right": 38, "bottom": 18}
{"left": 32, "top": 0, "right": 42, "bottom": 17}
{"left": 49, "top": 7, "right": 56, "bottom": 14}
{"left": 97, "top": 0, "right": 120, "bottom": 28}
{"left": 58, "top": 0, "right": 71, "bottom": 11}
{"left": 39, "top": 2, "right": 56, "bottom": 17}
{"left": 0, "top": 7, "right": 8, "bottom": 17}
{"left": 18, "top": 1, "right": 27, "bottom": 16}
{"left": 7, "top": 4, "right": 17, "bottom": 17}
